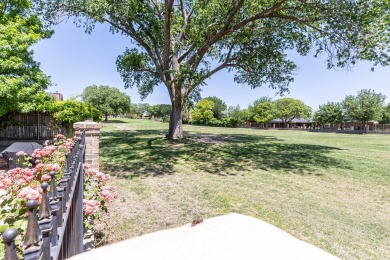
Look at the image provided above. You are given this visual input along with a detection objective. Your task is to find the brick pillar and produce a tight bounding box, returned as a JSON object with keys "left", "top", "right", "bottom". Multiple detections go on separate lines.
{"left": 73, "top": 120, "right": 102, "bottom": 170}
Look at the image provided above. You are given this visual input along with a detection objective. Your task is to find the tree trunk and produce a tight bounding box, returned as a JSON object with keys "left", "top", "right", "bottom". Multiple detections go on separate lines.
{"left": 105, "top": 113, "right": 108, "bottom": 122}
{"left": 168, "top": 99, "right": 183, "bottom": 139}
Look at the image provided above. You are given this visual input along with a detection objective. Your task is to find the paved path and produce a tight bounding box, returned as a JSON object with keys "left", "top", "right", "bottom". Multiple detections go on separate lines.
{"left": 71, "top": 213, "right": 339, "bottom": 260}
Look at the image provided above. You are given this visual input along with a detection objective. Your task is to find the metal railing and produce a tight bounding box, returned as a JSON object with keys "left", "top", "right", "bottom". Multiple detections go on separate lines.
{"left": 2, "top": 130, "right": 86, "bottom": 260}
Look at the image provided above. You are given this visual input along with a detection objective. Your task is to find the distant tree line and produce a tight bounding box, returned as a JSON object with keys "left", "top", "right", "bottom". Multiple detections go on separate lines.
{"left": 186, "top": 89, "right": 388, "bottom": 129}
{"left": 314, "top": 89, "right": 388, "bottom": 129}
{"left": 125, "top": 89, "right": 388, "bottom": 130}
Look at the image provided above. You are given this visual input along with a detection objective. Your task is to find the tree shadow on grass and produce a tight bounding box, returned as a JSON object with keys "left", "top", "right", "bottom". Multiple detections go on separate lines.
{"left": 100, "top": 129, "right": 349, "bottom": 179}
{"left": 102, "top": 119, "right": 130, "bottom": 124}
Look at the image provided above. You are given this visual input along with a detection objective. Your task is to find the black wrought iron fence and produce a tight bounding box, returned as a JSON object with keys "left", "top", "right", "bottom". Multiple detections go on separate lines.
{"left": 2, "top": 130, "right": 86, "bottom": 260}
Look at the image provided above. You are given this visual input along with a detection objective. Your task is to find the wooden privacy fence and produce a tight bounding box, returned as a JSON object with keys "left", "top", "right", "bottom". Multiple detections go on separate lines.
{"left": 0, "top": 112, "right": 72, "bottom": 140}
{"left": 2, "top": 130, "right": 86, "bottom": 260}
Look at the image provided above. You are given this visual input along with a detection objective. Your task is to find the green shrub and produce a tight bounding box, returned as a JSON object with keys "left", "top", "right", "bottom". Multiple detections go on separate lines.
{"left": 48, "top": 99, "right": 102, "bottom": 126}
{"left": 221, "top": 117, "right": 240, "bottom": 127}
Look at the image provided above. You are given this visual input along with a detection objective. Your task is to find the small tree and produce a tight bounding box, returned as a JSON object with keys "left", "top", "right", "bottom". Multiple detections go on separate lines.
{"left": 82, "top": 85, "right": 131, "bottom": 122}
{"left": 273, "top": 98, "right": 312, "bottom": 127}
{"left": 342, "top": 89, "right": 386, "bottom": 130}
{"left": 149, "top": 104, "right": 172, "bottom": 122}
{"left": 203, "top": 97, "right": 227, "bottom": 120}
{"left": 191, "top": 100, "right": 215, "bottom": 125}
{"left": 314, "top": 102, "right": 344, "bottom": 128}
{"left": 248, "top": 97, "right": 274, "bottom": 125}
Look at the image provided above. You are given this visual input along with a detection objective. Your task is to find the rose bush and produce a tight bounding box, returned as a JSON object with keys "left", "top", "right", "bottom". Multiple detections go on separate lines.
{"left": 0, "top": 134, "right": 117, "bottom": 258}
{"left": 82, "top": 164, "right": 118, "bottom": 230}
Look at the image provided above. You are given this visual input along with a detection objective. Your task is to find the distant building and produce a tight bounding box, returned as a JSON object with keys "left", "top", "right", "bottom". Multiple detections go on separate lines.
{"left": 269, "top": 117, "right": 312, "bottom": 128}
{"left": 50, "top": 91, "right": 63, "bottom": 101}
{"left": 142, "top": 111, "right": 151, "bottom": 119}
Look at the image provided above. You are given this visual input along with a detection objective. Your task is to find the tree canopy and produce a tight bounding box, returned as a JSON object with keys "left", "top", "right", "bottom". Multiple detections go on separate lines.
{"left": 203, "top": 96, "right": 227, "bottom": 120}
{"left": 342, "top": 89, "right": 386, "bottom": 128}
{"left": 380, "top": 103, "right": 390, "bottom": 124}
{"left": 273, "top": 98, "right": 312, "bottom": 125}
{"left": 38, "top": 0, "right": 390, "bottom": 138}
{"left": 313, "top": 102, "right": 344, "bottom": 125}
{"left": 0, "top": 0, "right": 52, "bottom": 117}
{"left": 149, "top": 104, "right": 171, "bottom": 121}
{"left": 248, "top": 97, "right": 274, "bottom": 124}
{"left": 191, "top": 99, "right": 215, "bottom": 125}
{"left": 81, "top": 85, "right": 131, "bottom": 121}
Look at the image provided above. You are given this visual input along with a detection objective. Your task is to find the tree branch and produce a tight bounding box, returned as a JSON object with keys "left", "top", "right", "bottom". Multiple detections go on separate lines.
{"left": 134, "top": 68, "right": 159, "bottom": 76}
{"left": 163, "top": 0, "right": 174, "bottom": 71}
{"left": 176, "top": 0, "right": 196, "bottom": 50}
{"left": 222, "top": 0, "right": 245, "bottom": 31}
{"left": 184, "top": 45, "right": 236, "bottom": 96}
{"left": 178, "top": 44, "right": 196, "bottom": 63}
{"left": 186, "top": 0, "right": 289, "bottom": 71}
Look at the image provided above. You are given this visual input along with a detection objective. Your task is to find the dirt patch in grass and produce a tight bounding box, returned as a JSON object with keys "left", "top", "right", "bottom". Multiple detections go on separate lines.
{"left": 188, "top": 134, "right": 235, "bottom": 144}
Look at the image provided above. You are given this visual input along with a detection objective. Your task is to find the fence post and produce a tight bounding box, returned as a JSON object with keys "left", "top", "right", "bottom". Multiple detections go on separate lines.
{"left": 73, "top": 120, "right": 101, "bottom": 170}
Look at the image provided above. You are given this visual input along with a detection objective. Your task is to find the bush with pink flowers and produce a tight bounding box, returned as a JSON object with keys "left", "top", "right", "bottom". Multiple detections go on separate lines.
{"left": 82, "top": 164, "right": 118, "bottom": 229}
{"left": 0, "top": 134, "right": 117, "bottom": 258}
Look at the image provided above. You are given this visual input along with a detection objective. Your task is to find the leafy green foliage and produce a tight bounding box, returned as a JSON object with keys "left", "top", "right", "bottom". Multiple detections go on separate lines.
{"left": 0, "top": 0, "right": 53, "bottom": 117}
{"left": 191, "top": 99, "right": 215, "bottom": 125}
{"left": 39, "top": 0, "right": 390, "bottom": 138}
{"left": 149, "top": 104, "right": 171, "bottom": 122}
{"left": 342, "top": 89, "right": 386, "bottom": 127}
{"left": 203, "top": 96, "right": 227, "bottom": 120}
{"left": 47, "top": 99, "right": 102, "bottom": 126}
{"left": 82, "top": 85, "right": 131, "bottom": 121}
{"left": 273, "top": 98, "right": 312, "bottom": 125}
{"left": 380, "top": 103, "right": 390, "bottom": 124}
{"left": 248, "top": 97, "right": 275, "bottom": 124}
{"left": 126, "top": 103, "right": 151, "bottom": 119}
{"left": 224, "top": 105, "right": 249, "bottom": 127}
{"left": 314, "top": 102, "right": 345, "bottom": 125}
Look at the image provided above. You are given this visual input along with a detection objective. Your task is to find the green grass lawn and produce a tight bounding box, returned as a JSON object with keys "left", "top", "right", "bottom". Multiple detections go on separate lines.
{"left": 99, "top": 119, "right": 390, "bottom": 259}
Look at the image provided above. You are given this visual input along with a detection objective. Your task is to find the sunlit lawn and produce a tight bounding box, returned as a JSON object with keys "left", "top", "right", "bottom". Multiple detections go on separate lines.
{"left": 99, "top": 119, "right": 390, "bottom": 259}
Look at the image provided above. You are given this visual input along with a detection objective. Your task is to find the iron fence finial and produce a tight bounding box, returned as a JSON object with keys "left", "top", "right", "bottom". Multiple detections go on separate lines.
{"left": 2, "top": 228, "right": 19, "bottom": 260}
{"left": 24, "top": 200, "right": 41, "bottom": 248}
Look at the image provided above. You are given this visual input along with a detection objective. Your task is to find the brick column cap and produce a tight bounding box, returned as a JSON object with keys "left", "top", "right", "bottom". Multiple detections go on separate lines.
{"left": 73, "top": 121, "right": 102, "bottom": 129}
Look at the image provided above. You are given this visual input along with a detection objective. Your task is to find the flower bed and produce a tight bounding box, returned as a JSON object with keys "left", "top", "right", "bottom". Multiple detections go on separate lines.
{"left": 0, "top": 134, "right": 117, "bottom": 258}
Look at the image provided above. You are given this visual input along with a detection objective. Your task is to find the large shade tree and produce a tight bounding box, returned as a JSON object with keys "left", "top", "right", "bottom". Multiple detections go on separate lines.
{"left": 38, "top": 0, "right": 390, "bottom": 138}
{"left": 273, "top": 98, "right": 312, "bottom": 127}
{"left": 342, "top": 89, "right": 386, "bottom": 130}
{"left": 313, "top": 102, "right": 344, "bottom": 127}
{"left": 0, "top": 0, "right": 52, "bottom": 117}
{"left": 81, "top": 85, "right": 131, "bottom": 121}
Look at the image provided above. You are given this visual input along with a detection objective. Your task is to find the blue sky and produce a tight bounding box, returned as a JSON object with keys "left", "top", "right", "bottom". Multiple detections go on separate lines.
{"left": 33, "top": 22, "right": 390, "bottom": 111}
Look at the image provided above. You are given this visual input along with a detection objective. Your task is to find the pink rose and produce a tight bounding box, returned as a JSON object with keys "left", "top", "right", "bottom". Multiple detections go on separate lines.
{"left": 7, "top": 168, "right": 21, "bottom": 176}
{"left": 16, "top": 151, "right": 28, "bottom": 157}
{"left": 83, "top": 199, "right": 100, "bottom": 215}
{"left": 41, "top": 174, "right": 51, "bottom": 182}
{"left": 18, "top": 187, "right": 40, "bottom": 201}
{"left": 0, "top": 178, "right": 12, "bottom": 189}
